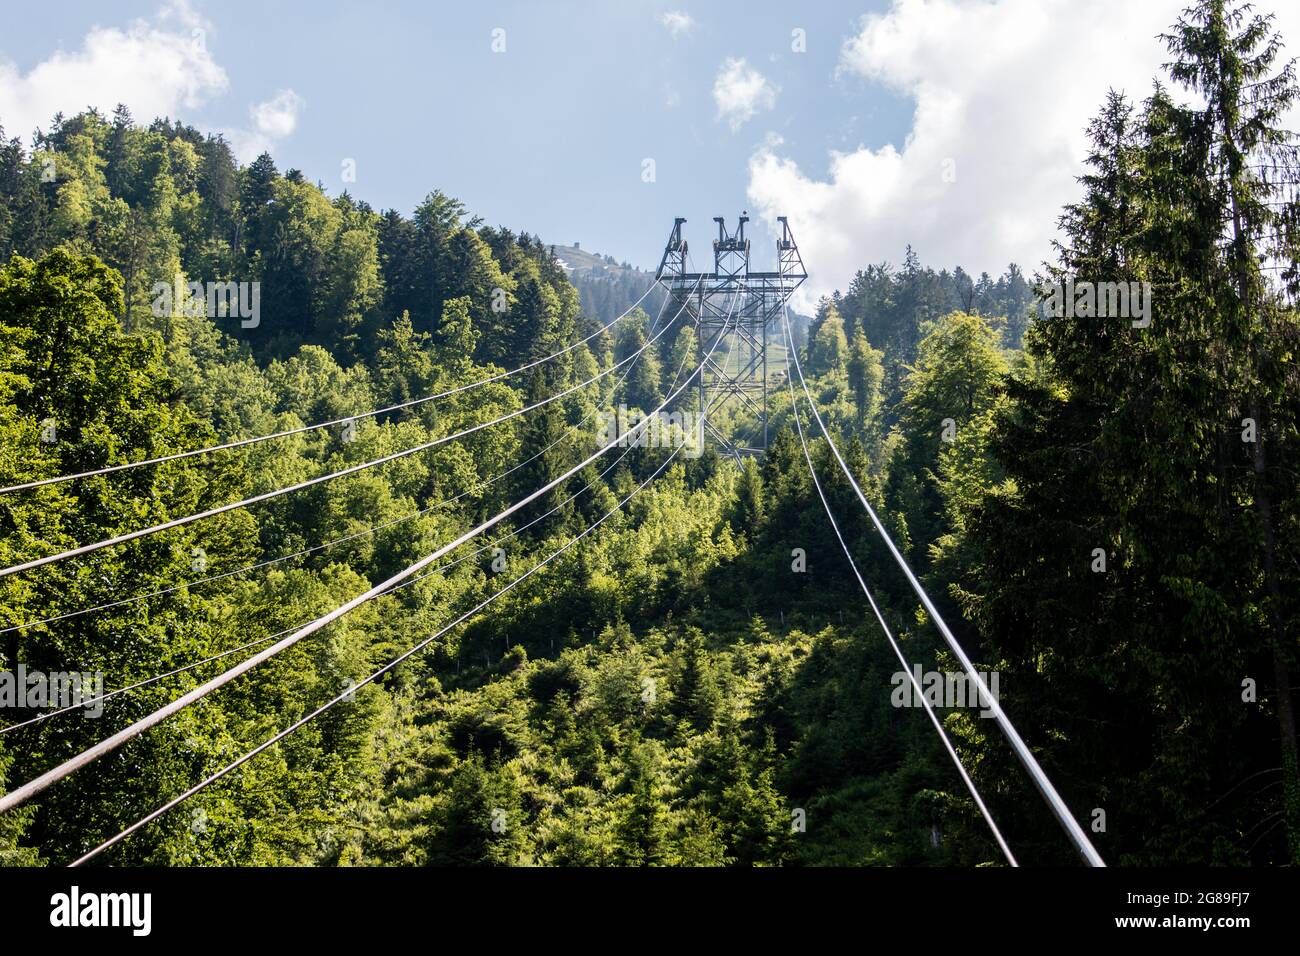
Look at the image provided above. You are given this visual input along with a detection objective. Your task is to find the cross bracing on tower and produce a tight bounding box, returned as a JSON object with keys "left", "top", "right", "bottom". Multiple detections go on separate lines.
{"left": 655, "top": 215, "right": 806, "bottom": 459}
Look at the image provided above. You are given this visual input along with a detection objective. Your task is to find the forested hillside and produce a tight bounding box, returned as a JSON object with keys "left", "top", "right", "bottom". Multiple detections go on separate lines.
{"left": 1, "top": 0, "right": 1297, "bottom": 867}
{"left": 547, "top": 241, "right": 668, "bottom": 330}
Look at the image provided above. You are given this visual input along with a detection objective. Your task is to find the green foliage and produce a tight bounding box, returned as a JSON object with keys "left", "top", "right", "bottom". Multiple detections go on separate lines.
{"left": 4, "top": 4, "right": 1296, "bottom": 868}
{"left": 933, "top": 1, "right": 1300, "bottom": 864}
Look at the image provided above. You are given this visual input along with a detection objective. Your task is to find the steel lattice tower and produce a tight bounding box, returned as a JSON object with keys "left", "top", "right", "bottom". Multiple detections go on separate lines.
{"left": 655, "top": 215, "right": 806, "bottom": 459}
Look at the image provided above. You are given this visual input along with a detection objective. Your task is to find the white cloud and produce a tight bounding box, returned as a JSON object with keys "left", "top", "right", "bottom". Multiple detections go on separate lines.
{"left": 713, "top": 57, "right": 777, "bottom": 131}
{"left": 250, "top": 89, "right": 304, "bottom": 139}
{"left": 223, "top": 88, "right": 305, "bottom": 163}
{"left": 659, "top": 11, "right": 695, "bottom": 39}
{"left": 0, "top": 1, "right": 308, "bottom": 166}
{"left": 747, "top": 0, "right": 1300, "bottom": 305}
{"left": 0, "top": 0, "right": 227, "bottom": 140}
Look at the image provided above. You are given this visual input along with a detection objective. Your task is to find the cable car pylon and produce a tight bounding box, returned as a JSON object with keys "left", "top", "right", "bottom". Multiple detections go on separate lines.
{"left": 655, "top": 214, "right": 805, "bottom": 458}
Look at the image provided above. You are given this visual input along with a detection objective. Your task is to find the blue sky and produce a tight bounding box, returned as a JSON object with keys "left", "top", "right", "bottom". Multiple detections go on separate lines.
{"left": 3, "top": 1, "right": 1298, "bottom": 301}
{"left": 0, "top": 1, "right": 908, "bottom": 273}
